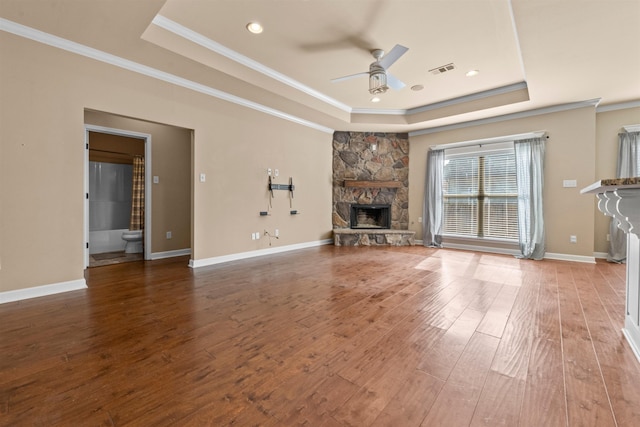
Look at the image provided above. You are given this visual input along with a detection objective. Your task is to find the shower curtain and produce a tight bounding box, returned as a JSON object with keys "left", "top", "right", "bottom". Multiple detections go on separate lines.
{"left": 130, "top": 155, "right": 144, "bottom": 231}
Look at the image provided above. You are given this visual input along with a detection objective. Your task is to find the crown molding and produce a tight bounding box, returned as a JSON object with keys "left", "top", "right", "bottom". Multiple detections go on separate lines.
{"left": 410, "top": 98, "right": 601, "bottom": 136}
{"left": 351, "top": 82, "right": 529, "bottom": 117}
{"left": 596, "top": 100, "right": 640, "bottom": 113}
{"left": 408, "top": 82, "right": 529, "bottom": 115}
{"left": 0, "top": 17, "right": 335, "bottom": 134}
{"left": 151, "top": 15, "right": 352, "bottom": 114}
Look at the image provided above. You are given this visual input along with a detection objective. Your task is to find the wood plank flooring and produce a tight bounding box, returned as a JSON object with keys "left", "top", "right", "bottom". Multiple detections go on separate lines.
{"left": 1, "top": 246, "right": 640, "bottom": 426}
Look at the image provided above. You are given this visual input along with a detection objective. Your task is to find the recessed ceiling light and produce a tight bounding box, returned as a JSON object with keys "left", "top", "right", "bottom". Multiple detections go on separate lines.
{"left": 466, "top": 69, "right": 480, "bottom": 77}
{"left": 246, "top": 22, "right": 263, "bottom": 34}
{"left": 370, "top": 97, "right": 381, "bottom": 103}
{"left": 411, "top": 85, "right": 424, "bottom": 91}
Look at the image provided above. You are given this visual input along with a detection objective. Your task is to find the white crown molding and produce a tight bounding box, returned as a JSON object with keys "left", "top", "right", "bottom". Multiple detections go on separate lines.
{"left": 410, "top": 98, "right": 601, "bottom": 136}
{"left": 189, "top": 239, "right": 332, "bottom": 268}
{"left": 152, "top": 15, "right": 352, "bottom": 114}
{"left": 408, "top": 82, "right": 528, "bottom": 115}
{"left": 596, "top": 100, "right": 640, "bottom": 113}
{"left": 0, "top": 279, "right": 87, "bottom": 304}
{"left": 352, "top": 82, "right": 529, "bottom": 116}
{"left": 0, "top": 17, "right": 334, "bottom": 134}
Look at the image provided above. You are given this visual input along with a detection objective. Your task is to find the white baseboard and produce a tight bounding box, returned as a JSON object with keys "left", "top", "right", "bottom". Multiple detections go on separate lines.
{"left": 544, "top": 252, "right": 596, "bottom": 264}
{"left": 189, "top": 239, "right": 332, "bottom": 268}
{"left": 416, "top": 240, "right": 597, "bottom": 264}
{"left": 150, "top": 248, "right": 191, "bottom": 260}
{"left": 594, "top": 251, "right": 608, "bottom": 259}
{"left": 0, "top": 279, "right": 87, "bottom": 304}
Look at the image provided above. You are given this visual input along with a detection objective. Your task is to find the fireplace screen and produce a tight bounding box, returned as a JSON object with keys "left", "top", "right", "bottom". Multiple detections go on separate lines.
{"left": 350, "top": 204, "right": 391, "bottom": 229}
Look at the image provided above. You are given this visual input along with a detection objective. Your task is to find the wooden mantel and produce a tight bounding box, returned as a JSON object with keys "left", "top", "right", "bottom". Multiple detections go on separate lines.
{"left": 343, "top": 180, "right": 402, "bottom": 188}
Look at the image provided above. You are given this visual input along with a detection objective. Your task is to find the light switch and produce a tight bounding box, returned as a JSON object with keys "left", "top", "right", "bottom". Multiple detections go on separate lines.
{"left": 563, "top": 179, "right": 577, "bottom": 188}
{"left": 200, "top": 173, "right": 206, "bottom": 183}
{"left": 153, "top": 176, "right": 159, "bottom": 184}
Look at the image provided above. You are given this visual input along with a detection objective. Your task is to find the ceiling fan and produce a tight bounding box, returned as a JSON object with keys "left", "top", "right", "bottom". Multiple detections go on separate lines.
{"left": 331, "top": 44, "right": 409, "bottom": 95}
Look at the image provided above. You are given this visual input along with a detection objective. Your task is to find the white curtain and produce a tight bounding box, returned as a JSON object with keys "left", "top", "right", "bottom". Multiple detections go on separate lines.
{"left": 608, "top": 131, "right": 640, "bottom": 262}
{"left": 423, "top": 149, "right": 444, "bottom": 247}
{"left": 514, "top": 137, "right": 545, "bottom": 260}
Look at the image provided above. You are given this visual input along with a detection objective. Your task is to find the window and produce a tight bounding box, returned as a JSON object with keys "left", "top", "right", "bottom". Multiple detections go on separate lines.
{"left": 443, "top": 149, "right": 518, "bottom": 241}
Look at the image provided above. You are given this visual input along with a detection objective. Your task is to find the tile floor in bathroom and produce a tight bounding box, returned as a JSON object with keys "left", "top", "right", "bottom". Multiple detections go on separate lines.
{"left": 89, "top": 251, "right": 143, "bottom": 267}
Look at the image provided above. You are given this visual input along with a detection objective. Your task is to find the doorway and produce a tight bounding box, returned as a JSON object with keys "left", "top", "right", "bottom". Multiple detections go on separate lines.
{"left": 84, "top": 125, "right": 152, "bottom": 267}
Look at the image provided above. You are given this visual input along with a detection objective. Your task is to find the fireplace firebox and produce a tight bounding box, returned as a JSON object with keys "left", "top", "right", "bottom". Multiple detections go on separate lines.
{"left": 350, "top": 204, "right": 391, "bottom": 229}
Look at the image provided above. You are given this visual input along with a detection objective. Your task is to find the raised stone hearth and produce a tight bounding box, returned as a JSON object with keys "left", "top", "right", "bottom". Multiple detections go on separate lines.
{"left": 333, "top": 229, "right": 415, "bottom": 246}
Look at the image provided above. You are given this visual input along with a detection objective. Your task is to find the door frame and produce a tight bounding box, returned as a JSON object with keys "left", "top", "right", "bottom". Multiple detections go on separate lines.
{"left": 84, "top": 124, "right": 152, "bottom": 267}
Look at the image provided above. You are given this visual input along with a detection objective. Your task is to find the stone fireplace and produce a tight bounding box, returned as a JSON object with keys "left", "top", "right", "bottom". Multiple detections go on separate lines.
{"left": 332, "top": 131, "right": 415, "bottom": 246}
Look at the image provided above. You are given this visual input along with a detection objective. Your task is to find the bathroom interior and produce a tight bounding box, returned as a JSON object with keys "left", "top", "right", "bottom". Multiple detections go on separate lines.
{"left": 88, "top": 131, "right": 145, "bottom": 267}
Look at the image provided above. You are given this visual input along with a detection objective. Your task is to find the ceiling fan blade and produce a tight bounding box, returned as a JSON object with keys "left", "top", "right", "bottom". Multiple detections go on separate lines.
{"left": 379, "top": 44, "right": 409, "bottom": 70}
{"left": 387, "top": 73, "right": 406, "bottom": 90}
{"left": 331, "top": 71, "right": 369, "bottom": 83}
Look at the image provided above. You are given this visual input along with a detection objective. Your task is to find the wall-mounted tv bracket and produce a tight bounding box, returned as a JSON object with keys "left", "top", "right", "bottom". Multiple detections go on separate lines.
{"left": 262, "top": 176, "right": 295, "bottom": 216}
{"left": 268, "top": 179, "right": 295, "bottom": 193}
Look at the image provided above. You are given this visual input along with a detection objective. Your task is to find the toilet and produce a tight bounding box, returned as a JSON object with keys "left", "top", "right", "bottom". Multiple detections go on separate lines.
{"left": 122, "top": 230, "right": 143, "bottom": 253}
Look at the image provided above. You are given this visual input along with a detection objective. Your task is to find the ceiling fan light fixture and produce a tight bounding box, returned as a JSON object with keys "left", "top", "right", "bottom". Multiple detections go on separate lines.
{"left": 369, "top": 68, "right": 388, "bottom": 95}
{"left": 246, "top": 22, "right": 263, "bottom": 34}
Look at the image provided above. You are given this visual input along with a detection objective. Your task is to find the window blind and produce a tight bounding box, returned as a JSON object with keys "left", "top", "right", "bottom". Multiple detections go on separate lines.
{"left": 443, "top": 150, "right": 518, "bottom": 240}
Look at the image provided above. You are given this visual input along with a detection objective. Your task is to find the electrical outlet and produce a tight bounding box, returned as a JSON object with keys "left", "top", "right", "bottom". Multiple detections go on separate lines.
{"left": 166, "top": 231, "right": 172, "bottom": 239}
{"left": 607, "top": 234, "right": 610, "bottom": 241}
{"left": 570, "top": 235, "right": 577, "bottom": 243}
{"left": 275, "top": 229, "right": 279, "bottom": 237}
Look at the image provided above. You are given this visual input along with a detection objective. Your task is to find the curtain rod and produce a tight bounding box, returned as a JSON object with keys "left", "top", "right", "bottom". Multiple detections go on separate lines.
{"left": 89, "top": 148, "right": 139, "bottom": 157}
{"left": 429, "top": 130, "right": 547, "bottom": 151}
{"left": 623, "top": 124, "right": 640, "bottom": 133}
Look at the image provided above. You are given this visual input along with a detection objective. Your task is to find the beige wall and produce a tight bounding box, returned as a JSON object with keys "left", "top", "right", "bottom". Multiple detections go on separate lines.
{"left": 85, "top": 111, "right": 192, "bottom": 254}
{"left": 593, "top": 106, "right": 640, "bottom": 253}
{"left": 0, "top": 32, "right": 332, "bottom": 293}
{"left": 409, "top": 107, "right": 598, "bottom": 258}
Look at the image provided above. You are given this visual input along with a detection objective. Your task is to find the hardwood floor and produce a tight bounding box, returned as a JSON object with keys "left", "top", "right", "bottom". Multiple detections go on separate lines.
{"left": 1, "top": 246, "right": 639, "bottom": 426}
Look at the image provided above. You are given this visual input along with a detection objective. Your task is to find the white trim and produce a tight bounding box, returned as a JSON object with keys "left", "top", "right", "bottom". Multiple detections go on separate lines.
{"left": 596, "top": 100, "right": 640, "bottom": 113}
{"left": 151, "top": 248, "right": 191, "bottom": 260}
{"left": 622, "top": 321, "right": 640, "bottom": 364}
{"left": 352, "top": 82, "right": 528, "bottom": 116}
{"left": 544, "top": 252, "right": 596, "bottom": 264}
{"left": 407, "top": 82, "right": 528, "bottom": 116}
{"left": 594, "top": 251, "right": 608, "bottom": 259}
{"left": 84, "top": 125, "right": 153, "bottom": 264}
{"left": 410, "top": 99, "right": 601, "bottom": 137}
{"left": 151, "top": 15, "right": 351, "bottom": 114}
{"left": 0, "top": 279, "right": 87, "bottom": 304}
{"left": 189, "top": 239, "right": 332, "bottom": 268}
{"left": 623, "top": 124, "right": 640, "bottom": 133}
{"left": 0, "top": 18, "right": 334, "bottom": 135}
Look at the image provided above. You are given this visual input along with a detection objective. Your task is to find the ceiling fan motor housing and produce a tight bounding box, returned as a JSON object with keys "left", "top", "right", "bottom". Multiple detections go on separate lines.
{"left": 369, "top": 63, "right": 388, "bottom": 94}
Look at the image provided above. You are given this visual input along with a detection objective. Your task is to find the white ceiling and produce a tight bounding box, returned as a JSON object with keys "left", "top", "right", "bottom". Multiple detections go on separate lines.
{"left": 2, "top": 0, "right": 639, "bottom": 132}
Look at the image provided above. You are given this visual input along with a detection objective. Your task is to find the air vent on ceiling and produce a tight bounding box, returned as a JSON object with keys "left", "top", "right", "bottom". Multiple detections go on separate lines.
{"left": 429, "top": 63, "right": 456, "bottom": 75}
